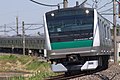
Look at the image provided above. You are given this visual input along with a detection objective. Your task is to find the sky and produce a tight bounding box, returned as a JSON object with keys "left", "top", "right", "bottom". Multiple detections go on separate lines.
{"left": 0, "top": 0, "right": 118, "bottom": 36}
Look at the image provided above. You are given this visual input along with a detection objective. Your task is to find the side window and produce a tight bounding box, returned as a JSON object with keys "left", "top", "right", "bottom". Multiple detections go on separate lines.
{"left": 102, "top": 22, "right": 105, "bottom": 38}
{"left": 107, "top": 26, "right": 110, "bottom": 39}
{"left": 8, "top": 40, "right": 10, "bottom": 44}
{"left": 16, "top": 40, "right": 17, "bottom": 44}
{"left": 98, "top": 17, "right": 99, "bottom": 25}
{"left": 104, "top": 24, "right": 107, "bottom": 39}
{"left": 25, "top": 40, "right": 27, "bottom": 47}
{"left": 12, "top": 40, "right": 13, "bottom": 44}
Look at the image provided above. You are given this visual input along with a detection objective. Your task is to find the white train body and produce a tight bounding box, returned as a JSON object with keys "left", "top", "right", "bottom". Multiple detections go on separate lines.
{"left": 44, "top": 7, "right": 112, "bottom": 73}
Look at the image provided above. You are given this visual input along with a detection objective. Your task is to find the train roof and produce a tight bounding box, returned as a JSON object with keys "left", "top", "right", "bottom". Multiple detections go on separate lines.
{"left": 46, "top": 7, "right": 94, "bottom": 14}
{"left": 0, "top": 35, "right": 45, "bottom": 39}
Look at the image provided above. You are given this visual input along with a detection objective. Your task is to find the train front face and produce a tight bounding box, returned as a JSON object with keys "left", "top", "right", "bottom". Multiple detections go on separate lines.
{"left": 44, "top": 8, "right": 98, "bottom": 72}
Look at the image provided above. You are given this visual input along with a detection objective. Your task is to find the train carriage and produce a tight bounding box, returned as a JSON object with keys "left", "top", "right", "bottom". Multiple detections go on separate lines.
{"left": 44, "top": 7, "right": 112, "bottom": 73}
{"left": 0, "top": 36, "right": 45, "bottom": 56}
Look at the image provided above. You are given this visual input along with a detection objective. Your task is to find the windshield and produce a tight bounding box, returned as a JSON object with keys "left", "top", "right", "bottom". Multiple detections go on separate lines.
{"left": 46, "top": 8, "right": 94, "bottom": 43}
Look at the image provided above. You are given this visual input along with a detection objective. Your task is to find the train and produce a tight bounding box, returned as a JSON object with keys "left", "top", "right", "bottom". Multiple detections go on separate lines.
{"left": 0, "top": 35, "right": 45, "bottom": 56}
{"left": 44, "top": 6, "right": 112, "bottom": 74}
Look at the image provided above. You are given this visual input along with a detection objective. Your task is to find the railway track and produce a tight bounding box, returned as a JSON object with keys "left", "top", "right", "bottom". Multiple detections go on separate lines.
{"left": 45, "top": 68, "right": 107, "bottom": 80}
{"left": 45, "top": 73, "right": 88, "bottom": 80}
{"left": 45, "top": 72, "right": 110, "bottom": 80}
{"left": 45, "top": 61, "right": 120, "bottom": 80}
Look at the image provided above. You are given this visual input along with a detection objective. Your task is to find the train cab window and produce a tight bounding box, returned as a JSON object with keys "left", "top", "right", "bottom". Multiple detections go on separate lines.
{"left": 46, "top": 9, "right": 94, "bottom": 43}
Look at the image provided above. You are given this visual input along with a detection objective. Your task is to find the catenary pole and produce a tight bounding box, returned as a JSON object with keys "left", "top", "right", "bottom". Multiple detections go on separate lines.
{"left": 16, "top": 16, "right": 19, "bottom": 35}
{"left": 63, "top": 0, "right": 68, "bottom": 8}
{"left": 22, "top": 21, "right": 25, "bottom": 55}
{"left": 113, "top": 0, "right": 117, "bottom": 63}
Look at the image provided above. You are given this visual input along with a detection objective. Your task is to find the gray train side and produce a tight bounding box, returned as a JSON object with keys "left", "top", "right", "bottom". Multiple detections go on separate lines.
{"left": 44, "top": 7, "right": 112, "bottom": 73}
{"left": 0, "top": 35, "right": 45, "bottom": 56}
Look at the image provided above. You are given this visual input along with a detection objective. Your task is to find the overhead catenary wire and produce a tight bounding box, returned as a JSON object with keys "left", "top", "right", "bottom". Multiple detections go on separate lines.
{"left": 97, "top": 0, "right": 112, "bottom": 10}
{"left": 30, "top": 0, "right": 60, "bottom": 7}
{"left": 85, "top": 3, "right": 92, "bottom": 7}
{"left": 0, "top": 30, "right": 14, "bottom": 32}
{"left": 99, "top": 3, "right": 119, "bottom": 13}
{"left": 0, "top": 25, "right": 43, "bottom": 35}
{"left": 78, "top": 0, "right": 87, "bottom": 7}
{"left": 99, "top": 7, "right": 113, "bottom": 13}
{"left": 100, "top": 15, "right": 114, "bottom": 25}
{"left": 25, "top": 26, "right": 43, "bottom": 30}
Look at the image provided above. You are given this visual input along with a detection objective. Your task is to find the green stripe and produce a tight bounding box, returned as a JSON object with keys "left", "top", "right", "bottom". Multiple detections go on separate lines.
{"left": 51, "top": 40, "right": 93, "bottom": 50}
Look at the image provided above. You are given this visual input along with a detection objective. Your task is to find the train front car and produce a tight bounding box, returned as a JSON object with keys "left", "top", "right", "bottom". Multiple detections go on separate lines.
{"left": 44, "top": 7, "right": 111, "bottom": 73}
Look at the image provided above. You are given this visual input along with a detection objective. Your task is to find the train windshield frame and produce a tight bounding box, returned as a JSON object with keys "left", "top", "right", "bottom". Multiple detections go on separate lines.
{"left": 46, "top": 8, "right": 94, "bottom": 43}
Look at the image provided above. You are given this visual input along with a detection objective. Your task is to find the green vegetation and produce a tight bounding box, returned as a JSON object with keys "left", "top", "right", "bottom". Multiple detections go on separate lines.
{"left": 10, "top": 76, "right": 25, "bottom": 80}
{"left": 0, "top": 55, "right": 17, "bottom": 61}
{"left": 17, "top": 55, "right": 33, "bottom": 64}
{"left": 26, "top": 60, "right": 49, "bottom": 70}
{"left": 28, "top": 71, "right": 57, "bottom": 80}
{"left": 0, "top": 54, "right": 58, "bottom": 80}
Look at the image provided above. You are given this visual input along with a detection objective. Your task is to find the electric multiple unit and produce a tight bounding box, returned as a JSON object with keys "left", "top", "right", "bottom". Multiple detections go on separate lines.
{"left": 0, "top": 36, "right": 45, "bottom": 55}
{"left": 44, "top": 7, "right": 112, "bottom": 73}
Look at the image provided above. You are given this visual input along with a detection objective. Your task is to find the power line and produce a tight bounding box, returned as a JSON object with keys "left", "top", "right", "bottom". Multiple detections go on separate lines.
{"left": 97, "top": 0, "right": 112, "bottom": 10}
{"left": 25, "top": 26, "right": 43, "bottom": 30}
{"left": 99, "top": 7, "right": 113, "bottom": 13}
{"left": 85, "top": 3, "right": 92, "bottom": 7}
{"left": 101, "top": 15, "right": 114, "bottom": 25}
{"left": 78, "top": 0, "right": 87, "bottom": 7}
{"left": 24, "top": 23, "right": 43, "bottom": 25}
{"left": 100, "top": 13, "right": 117, "bottom": 15}
{"left": 0, "top": 30, "right": 14, "bottom": 32}
{"left": 30, "top": 0, "right": 60, "bottom": 7}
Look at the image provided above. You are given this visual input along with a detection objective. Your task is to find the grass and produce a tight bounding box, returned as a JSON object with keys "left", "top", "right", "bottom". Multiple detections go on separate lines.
{"left": 17, "top": 55, "right": 33, "bottom": 65}
{"left": 0, "top": 55, "right": 18, "bottom": 61}
{"left": 0, "top": 54, "right": 58, "bottom": 80}
{"left": 10, "top": 76, "right": 25, "bottom": 80}
{"left": 26, "top": 60, "right": 50, "bottom": 70}
{"left": 28, "top": 72, "right": 54, "bottom": 80}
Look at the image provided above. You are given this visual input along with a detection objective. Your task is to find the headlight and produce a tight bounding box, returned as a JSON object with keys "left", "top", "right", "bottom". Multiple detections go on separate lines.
{"left": 51, "top": 13, "right": 55, "bottom": 16}
{"left": 85, "top": 10, "right": 89, "bottom": 14}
